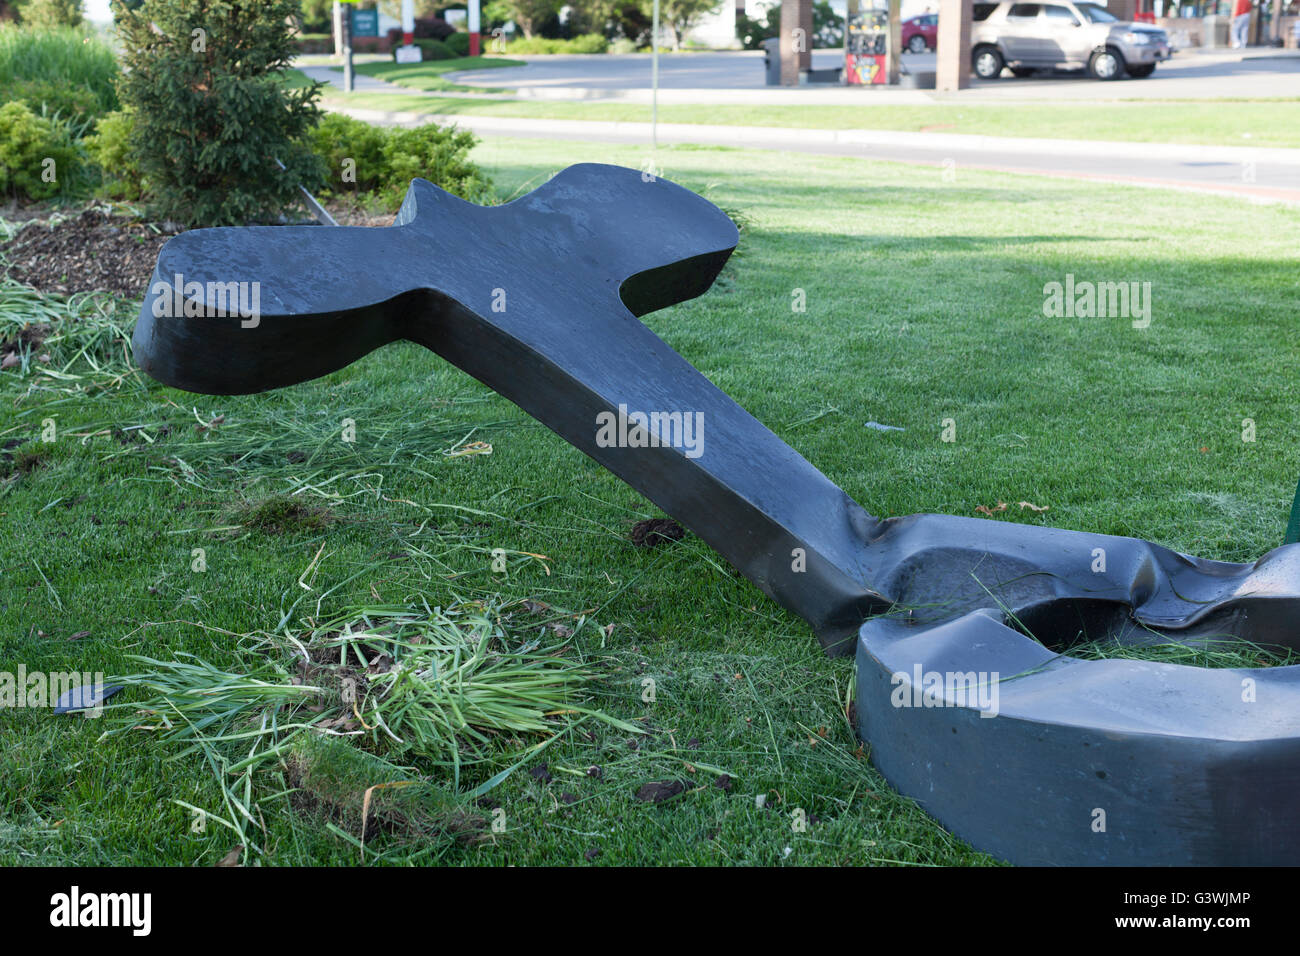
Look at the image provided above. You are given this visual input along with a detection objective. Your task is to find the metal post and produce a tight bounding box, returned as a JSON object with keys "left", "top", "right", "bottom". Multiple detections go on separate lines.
{"left": 343, "top": 2, "right": 354, "bottom": 92}
{"left": 888, "top": 0, "right": 901, "bottom": 84}
{"left": 651, "top": 0, "right": 660, "bottom": 148}
{"left": 274, "top": 158, "right": 339, "bottom": 227}
{"left": 1286, "top": 474, "right": 1300, "bottom": 544}
{"left": 469, "top": 0, "right": 482, "bottom": 56}
{"left": 843, "top": 0, "right": 858, "bottom": 84}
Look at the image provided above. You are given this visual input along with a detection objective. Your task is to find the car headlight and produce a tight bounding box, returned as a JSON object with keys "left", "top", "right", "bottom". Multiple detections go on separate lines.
{"left": 1123, "top": 31, "right": 1154, "bottom": 44}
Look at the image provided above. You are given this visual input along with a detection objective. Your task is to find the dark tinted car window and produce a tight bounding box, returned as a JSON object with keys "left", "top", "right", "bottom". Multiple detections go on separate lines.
{"left": 973, "top": 3, "right": 998, "bottom": 20}
{"left": 1043, "top": 4, "right": 1078, "bottom": 20}
{"left": 1075, "top": 2, "right": 1118, "bottom": 21}
{"left": 1008, "top": 4, "right": 1042, "bottom": 19}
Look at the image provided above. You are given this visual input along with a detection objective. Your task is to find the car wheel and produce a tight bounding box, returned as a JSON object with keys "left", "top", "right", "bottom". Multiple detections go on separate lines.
{"left": 908, "top": 35, "right": 928, "bottom": 54}
{"left": 1088, "top": 47, "right": 1126, "bottom": 80}
{"left": 1128, "top": 63, "right": 1155, "bottom": 78}
{"left": 973, "top": 46, "right": 1003, "bottom": 79}
{"left": 1010, "top": 67, "right": 1035, "bottom": 77}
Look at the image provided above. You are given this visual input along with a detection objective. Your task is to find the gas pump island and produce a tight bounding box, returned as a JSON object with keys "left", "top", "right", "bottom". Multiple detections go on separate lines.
{"left": 767, "top": 0, "right": 974, "bottom": 90}
{"left": 764, "top": 0, "right": 903, "bottom": 86}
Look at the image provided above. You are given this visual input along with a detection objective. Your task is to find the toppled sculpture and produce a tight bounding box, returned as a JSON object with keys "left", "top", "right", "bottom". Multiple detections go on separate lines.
{"left": 133, "top": 165, "right": 1300, "bottom": 865}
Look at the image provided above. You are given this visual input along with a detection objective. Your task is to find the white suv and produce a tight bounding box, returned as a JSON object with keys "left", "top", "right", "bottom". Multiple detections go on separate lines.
{"left": 971, "top": 1, "right": 1171, "bottom": 80}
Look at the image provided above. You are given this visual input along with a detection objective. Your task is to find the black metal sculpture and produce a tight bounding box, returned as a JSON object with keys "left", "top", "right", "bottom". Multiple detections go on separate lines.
{"left": 132, "top": 165, "right": 1300, "bottom": 865}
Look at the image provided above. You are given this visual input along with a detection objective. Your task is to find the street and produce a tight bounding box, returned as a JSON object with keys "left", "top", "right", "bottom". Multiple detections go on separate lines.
{"left": 448, "top": 47, "right": 1300, "bottom": 102}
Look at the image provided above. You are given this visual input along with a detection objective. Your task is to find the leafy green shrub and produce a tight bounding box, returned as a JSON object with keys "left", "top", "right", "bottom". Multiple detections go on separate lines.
{"left": 413, "top": 16, "right": 456, "bottom": 40}
{"left": 444, "top": 30, "right": 470, "bottom": 56}
{"left": 15, "top": 0, "right": 81, "bottom": 28}
{"left": 112, "top": 0, "right": 324, "bottom": 227}
{"left": 83, "top": 108, "right": 145, "bottom": 199}
{"left": 609, "top": 37, "right": 639, "bottom": 54}
{"left": 378, "top": 123, "right": 492, "bottom": 208}
{"left": 0, "top": 78, "right": 101, "bottom": 124}
{"left": 504, "top": 36, "right": 553, "bottom": 53}
{"left": 507, "top": 33, "right": 608, "bottom": 54}
{"left": 307, "top": 112, "right": 493, "bottom": 211}
{"left": 735, "top": 12, "right": 769, "bottom": 49}
{"left": 294, "top": 32, "right": 334, "bottom": 54}
{"left": 0, "top": 100, "right": 80, "bottom": 200}
{"left": 0, "top": 25, "right": 119, "bottom": 116}
{"left": 568, "top": 32, "right": 609, "bottom": 54}
{"left": 737, "top": 0, "right": 841, "bottom": 49}
{"left": 298, "top": 0, "right": 332, "bottom": 32}
{"left": 387, "top": 17, "right": 456, "bottom": 43}
{"left": 413, "top": 37, "right": 456, "bottom": 60}
{"left": 308, "top": 112, "right": 387, "bottom": 195}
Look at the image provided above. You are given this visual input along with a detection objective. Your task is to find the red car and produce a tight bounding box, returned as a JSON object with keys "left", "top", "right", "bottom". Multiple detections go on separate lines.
{"left": 901, "top": 13, "right": 938, "bottom": 53}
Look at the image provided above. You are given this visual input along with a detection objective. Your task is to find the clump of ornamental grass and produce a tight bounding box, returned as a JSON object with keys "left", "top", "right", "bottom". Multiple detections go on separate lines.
{"left": 0, "top": 24, "right": 120, "bottom": 116}
{"left": 105, "top": 599, "right": 637, "bottom": 856}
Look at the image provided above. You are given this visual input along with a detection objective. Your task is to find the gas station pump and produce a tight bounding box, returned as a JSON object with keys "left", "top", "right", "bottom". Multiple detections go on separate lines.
{"left": 844, "top": 7, "right": 889, "bottom": 84}
{"left": 770, "top": 0, "right": 900, "bottom": 87}
{"left": 842, "top": 0, "right": 901, "bottom": 85}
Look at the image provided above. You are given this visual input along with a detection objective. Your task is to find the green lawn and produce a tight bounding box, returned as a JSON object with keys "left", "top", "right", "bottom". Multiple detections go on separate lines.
{"left": 2, "top": 140, "right": 1298, "bottom": 865}
{"left": 324, "top": 84, "right": 1300, "bottom": 148}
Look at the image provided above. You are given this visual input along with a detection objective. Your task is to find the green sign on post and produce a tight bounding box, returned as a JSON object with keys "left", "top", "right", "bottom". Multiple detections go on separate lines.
{"left": 350, "top": 7, "right": 379, "bottom": 37}
{"left": 1286, "top": 476, "right": 1300, "bottom": 545}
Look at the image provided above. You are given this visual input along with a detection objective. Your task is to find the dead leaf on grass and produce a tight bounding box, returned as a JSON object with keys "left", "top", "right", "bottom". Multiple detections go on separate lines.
{"left": 215, "top": 845, "right": 243, "bottom": 867}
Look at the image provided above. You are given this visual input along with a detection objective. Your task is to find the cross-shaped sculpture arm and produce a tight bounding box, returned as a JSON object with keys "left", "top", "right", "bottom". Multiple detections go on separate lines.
{"left": 132, "top": 164, "right": 888, "bottom": 650}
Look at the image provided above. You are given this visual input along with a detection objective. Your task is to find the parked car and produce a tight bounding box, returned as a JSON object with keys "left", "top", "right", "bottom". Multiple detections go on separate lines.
{"left": 902, "top": 14, "right": 938, "bottom": 53}
{"left": 970, "top": 0, "right": 1170, "bottom": 80}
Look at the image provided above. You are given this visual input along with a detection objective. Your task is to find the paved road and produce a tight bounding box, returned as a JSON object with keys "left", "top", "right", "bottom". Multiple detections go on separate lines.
{"left": 448, "top": 48, "right": 1300, "bottom": 102}
{"left": 454, "top": 50, "right": 847, "bottom": 90}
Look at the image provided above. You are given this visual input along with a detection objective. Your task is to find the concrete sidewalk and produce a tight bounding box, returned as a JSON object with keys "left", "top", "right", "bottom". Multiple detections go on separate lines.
{"left": 297, "top": 65, "right": 421, "bottom": 94}
{"left": 330, "top": 103, "right": 1300, "bottom": 206}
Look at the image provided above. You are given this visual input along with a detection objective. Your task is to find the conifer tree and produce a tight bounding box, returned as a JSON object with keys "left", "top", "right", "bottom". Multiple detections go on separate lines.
{"left": 112, "top": 0, "right": 323, "bottom": 226}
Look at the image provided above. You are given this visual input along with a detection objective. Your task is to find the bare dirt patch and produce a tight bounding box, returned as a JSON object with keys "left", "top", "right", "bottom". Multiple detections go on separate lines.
{"left": 629, "top": 517, "right": 686, "bottom": 548}
{"left": 0, "top": 324, "right": 51, "bottom": 369}
{"left": 232, "top": 495, "right": 334, "bottom": 535}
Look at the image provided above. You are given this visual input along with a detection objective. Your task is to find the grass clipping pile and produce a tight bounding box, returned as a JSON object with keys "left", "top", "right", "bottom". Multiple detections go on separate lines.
{"left": 105, "top": 601, "right": 637, "bottom": 859}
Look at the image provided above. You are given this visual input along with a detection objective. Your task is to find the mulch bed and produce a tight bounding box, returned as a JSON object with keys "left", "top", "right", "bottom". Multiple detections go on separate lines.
{"left": 1, "top": 200, "right": 396, "bottom": 300}
{"left": 1, "top": 207, "right": 176, "bottom": 299}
